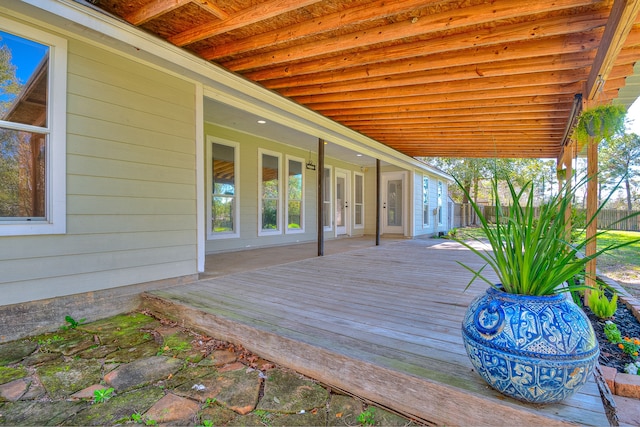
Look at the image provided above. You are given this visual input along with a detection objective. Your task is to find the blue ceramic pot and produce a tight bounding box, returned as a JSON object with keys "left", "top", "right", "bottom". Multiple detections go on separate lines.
{"left": 461, "top": 286, "right": 599, "bottom": 403}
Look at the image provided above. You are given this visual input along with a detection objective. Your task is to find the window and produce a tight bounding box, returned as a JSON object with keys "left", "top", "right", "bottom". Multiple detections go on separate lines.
{"left": 286, "top": 156, "right": 304, "bottom": 233}
{"left": 209, "top": 139, "right": 239, "bottom": 239}
{"left": 259, "top": 150, "right": 281, "bottom": 235}
{"left": 0, "top": 18, "right": 67, "bottom": 235}
{"left": 354, "top": 172, "right": 364, "bottom": 228}
{"left": 438, "top": 181, "right": 443, "bottom": 225}
{"left": 423, "top": 176, "right": 429, "bottom": 226}
{"left": 323, "top": 166, "right": 332, "bottom": 230}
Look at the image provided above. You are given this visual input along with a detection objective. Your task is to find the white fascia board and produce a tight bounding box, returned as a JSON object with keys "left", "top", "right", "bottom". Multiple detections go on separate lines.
{"left": 11, "top": 0, "right": 452, "bottom": 181}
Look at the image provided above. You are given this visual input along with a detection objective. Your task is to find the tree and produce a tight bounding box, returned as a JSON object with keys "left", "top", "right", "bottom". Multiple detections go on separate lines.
{"left": 599, "top": 133, "right": 640, "bottom": 210}
{"left": 0, "top": 43, "right": 22, "bottom": 114}
{"left": 0, "top": 42, "right": 24, "bottom": 216}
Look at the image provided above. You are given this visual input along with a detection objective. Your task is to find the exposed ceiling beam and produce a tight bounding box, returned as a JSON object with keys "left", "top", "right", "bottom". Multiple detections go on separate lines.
{"left": 221, "top": 0, "right": 599, "bottom": 72}
{"left": 192, "top": 0, "right": 230, "bottom": 20}
{"left": 168, "top": 0, "right": 323, "bottom": 46}
{"left": 586, "top": 0, "right": 640, "bottom": 100}
{"left": 124, "top": 0, "right": 190, "bottom": 25}
{"left": 249, "top": 14, "right": 608, "bottom": 83}
{"left": 199, "top": 0, "right": 443, "bottom": 60}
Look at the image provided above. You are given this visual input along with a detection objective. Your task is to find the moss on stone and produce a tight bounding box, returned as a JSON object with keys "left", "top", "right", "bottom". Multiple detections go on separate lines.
{"left": 0, "top": 366, "right": 27, "bottom": 385}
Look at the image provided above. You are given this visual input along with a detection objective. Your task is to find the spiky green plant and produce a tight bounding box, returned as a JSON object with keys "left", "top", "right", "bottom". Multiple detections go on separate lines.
{"left": 587, "top": 286, "right": 618, "bottom": 319}
{"left": 454, "top": 175, "right": 640, "bottom": 296}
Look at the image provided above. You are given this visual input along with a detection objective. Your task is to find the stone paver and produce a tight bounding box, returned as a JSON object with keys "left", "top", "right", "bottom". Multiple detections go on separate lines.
{"left": 0, "top": 311, "right": 421, "bottom": 426}
{"left": 0, "top": 341, "right": 37, "bottom": 366}
{"left": 615, "top": 372, "right": 640, "bottom": 399}
{"left": 144, "top": 393, "right": 200, "bottom": 423}
{"left": 69, "top": 384, "right": 110, "bottom": 401}
{"left": 258, "top": 368, "right": 328, "bottom": 414}
{"left": 0, "top": 377, "right": 30, "bottom": 401}
{"left": 614, "top": 394, "right": 640, "bottom": 427}
{"left": 36, "top": 358, "right": 102, "bottom": 399}
{"left": 104, "top": 355, "right": 183, "bottom": 391}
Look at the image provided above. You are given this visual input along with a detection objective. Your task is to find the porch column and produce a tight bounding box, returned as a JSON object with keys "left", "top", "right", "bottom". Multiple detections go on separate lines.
{"left": 376, "top": 159, "right": 380, "bottom": 246}
{"left": 585, "top": 128, "right": 598, "bottom": 301}
{"left": 558, "top": 140, "right": 574, "bottom": 237}
{"left": 317, "top": 138, "right": 325, "bottom": 256}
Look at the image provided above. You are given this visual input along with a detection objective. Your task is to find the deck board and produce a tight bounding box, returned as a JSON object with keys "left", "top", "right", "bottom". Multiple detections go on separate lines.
{"left": 143, "top": 238, "right": 609, "bottom": 426}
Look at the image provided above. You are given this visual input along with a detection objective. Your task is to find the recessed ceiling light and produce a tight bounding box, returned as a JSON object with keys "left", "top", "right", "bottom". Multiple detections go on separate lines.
{"left": 356, "top": 154, "right": 363, "bottom": 157}
{"left": 257, "top": 120, "right": 267, "bottom": 124}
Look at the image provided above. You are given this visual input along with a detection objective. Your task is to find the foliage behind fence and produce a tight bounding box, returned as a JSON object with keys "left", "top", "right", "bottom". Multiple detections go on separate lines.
{"left": 453, "top": 203, "right": 640, "bottom": 232}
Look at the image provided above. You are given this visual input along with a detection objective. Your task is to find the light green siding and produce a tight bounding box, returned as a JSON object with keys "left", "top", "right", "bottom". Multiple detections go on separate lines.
{"left": 0, "top": 35, "right": 198, "bottom": 305}
{"left": 204, "top": 123, "right": 368, "bottom": 253}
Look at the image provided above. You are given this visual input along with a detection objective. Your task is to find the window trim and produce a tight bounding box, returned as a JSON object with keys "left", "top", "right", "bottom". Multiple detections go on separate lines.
{"left": 207, "top": 136, "right": 240, "bottom": 240}
{"left": 285, "top": 155, "right": 305, "bottom": 234}
{"left": 437, "top": 180, "right": 444, "bottom": 226}
{"left": 258, "top": 148, "right": 282, "bottom": 236}
{"left": 322, "top": 165, "right": 333, "bottom": 232}
{"left": 353, "top": 171, "right": 364, "bottom": 229}
{"left": 0, "top": 17, "right": 67, "bottom": 236}
{"left": 422, "top": 175, "right": 430, "bottom": 227}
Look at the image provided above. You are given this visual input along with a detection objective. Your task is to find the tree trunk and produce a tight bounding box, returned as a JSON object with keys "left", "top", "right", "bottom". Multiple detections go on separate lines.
{"left": 625, "top": 175, "right": 632, "bottom": 211}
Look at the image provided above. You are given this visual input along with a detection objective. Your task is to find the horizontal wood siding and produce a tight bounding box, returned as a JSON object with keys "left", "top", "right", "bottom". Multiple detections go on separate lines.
{"left": 0, "top": 34, "right": 197, "bottom": 306}
{"left": 204, "top": 124, "right": 368, "bottom": 253}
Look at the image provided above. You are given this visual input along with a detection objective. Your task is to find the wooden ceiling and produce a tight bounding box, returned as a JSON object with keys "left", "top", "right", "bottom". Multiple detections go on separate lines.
{"left": 86, "top": 0, "right": 640, "bottom": 159}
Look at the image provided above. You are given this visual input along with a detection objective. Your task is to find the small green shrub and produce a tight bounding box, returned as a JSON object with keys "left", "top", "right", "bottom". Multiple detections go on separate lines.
{"left": 587, "top": 286, "right": 618, "bottom": 319}
{"left": 60, "top": 315, "right": 86, "bottom": 330}
{"left": 604, "top": 321, "right": 622, "bottom": 343}
{"left": 358, "top": 407, "right": 376, "bottom": 426}
{"left": 93, "top": 387, "right": 115, "bottom": 403}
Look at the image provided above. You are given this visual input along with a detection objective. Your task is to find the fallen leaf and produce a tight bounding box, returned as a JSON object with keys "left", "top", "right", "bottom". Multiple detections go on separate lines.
{"left": 336, "top": 412, "right": 343, "bottom": 418}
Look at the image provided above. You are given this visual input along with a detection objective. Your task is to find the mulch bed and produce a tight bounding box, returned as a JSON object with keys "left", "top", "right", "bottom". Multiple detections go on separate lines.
{"left": 585, "top": 303, "right": 640, "bottom": 373}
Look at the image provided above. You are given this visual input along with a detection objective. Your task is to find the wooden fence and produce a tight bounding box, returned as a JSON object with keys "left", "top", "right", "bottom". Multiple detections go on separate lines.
{"left": 452, "top": 204, "right": 640, "bottom": 232}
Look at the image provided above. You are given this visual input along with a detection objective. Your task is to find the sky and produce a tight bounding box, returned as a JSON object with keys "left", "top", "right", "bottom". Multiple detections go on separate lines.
{"left": 1, "top": 30, "right": 47, "bottom": 83}
{"left": 625, "top": 97, "right": 640, "bottom": 134}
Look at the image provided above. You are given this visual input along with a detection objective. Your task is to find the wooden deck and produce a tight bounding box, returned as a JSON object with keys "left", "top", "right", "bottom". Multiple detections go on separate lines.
{"left": 142, "top": 238, "right": 610, "bottom": 426}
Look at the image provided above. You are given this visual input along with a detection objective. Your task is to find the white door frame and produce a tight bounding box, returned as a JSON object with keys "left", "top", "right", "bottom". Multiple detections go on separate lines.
{"left": 381, "top": 171, "right": 407, "bottom": 235}
{"left": 335, "top": 168, "right": 351, "bottom": 236}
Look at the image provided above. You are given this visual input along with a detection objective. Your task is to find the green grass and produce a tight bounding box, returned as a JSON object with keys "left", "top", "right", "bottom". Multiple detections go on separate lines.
{"left": 580, "top": 230, "right": 640, "bottom": 282}
{"left": 456, "top": 227, "right": 640, "bottom": 284}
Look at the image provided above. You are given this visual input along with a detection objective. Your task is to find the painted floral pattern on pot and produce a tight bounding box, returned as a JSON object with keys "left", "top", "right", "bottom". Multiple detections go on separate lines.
{"left": 462, "top": 287, "right": 599, "bottom": 403}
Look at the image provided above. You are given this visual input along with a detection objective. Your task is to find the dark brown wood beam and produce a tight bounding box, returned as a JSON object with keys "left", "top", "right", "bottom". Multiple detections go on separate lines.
{"left": 586, "top": 0, "right": 640, "bottom": 100}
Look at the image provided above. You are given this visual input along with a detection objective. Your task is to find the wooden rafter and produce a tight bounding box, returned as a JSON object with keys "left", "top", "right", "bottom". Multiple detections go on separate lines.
{"left": 586, "top": 0, "right": 640, "bottom": 100}
{"left": 220, "top": 0, "right": 600, "bottom": 73}
{"left": 85, "top": 0, "right": 640, "bottom": 159}
{"left": 168, "top": 0, "right": 324, "bottom": 46}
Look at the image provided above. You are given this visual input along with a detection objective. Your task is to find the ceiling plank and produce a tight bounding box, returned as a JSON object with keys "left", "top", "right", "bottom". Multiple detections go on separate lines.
{"left": 307, "top": 86, "right": 583, "bottom": 111}
{"left": 124, "top": 0, "right": 191, "bottom": 25}
{"left": 319, "top": 95, "right": 575, "bottom": 116}
{"left": 199, "top": 0, "right": 443, "bottom": 60}
{"left": 586, "top": 0, "right": 640, "bottom": 99}
{"left": 249, "top": 12, "right": 608, "bottom": 82}
{"left": 192, "top": 0, "right": 230, "bottom": 20}
{"left": 293, "top": 70, "right": 590, "bottom": 104}
{"left": 327, "top": 103, "right": 574, "bottom": 120}
{"left": 168, "top": 0, "right": 324, "bottom": 46}
{"left": 222, "top": 0, "right": 599, "bottom": 72}
{"left": 277, "top": 53, "right": 597, "bottom": 97}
